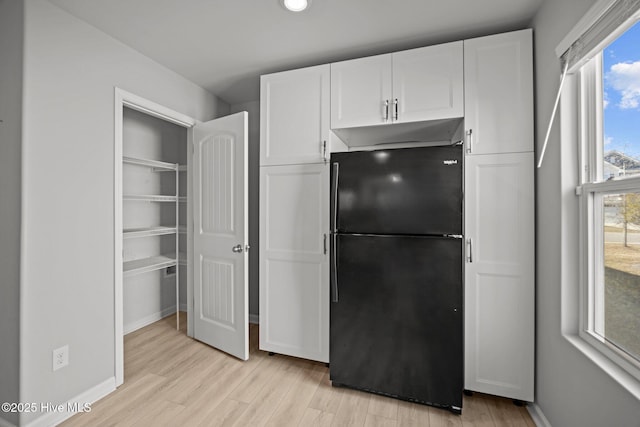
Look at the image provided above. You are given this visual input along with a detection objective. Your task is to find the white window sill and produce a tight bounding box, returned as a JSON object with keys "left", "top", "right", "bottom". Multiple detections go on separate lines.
{"left": 563, "top": 333, "right": 640, "bottom": 400}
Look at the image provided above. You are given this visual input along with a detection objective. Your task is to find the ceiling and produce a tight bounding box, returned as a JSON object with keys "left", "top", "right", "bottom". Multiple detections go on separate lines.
{"left": 49, "top": 0, "right": 544, "bottom": 105}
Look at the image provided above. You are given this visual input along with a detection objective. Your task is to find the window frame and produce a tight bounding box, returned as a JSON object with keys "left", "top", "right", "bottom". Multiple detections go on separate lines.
{"left": 576, "top": 38, "right": 640, "bottom": 383}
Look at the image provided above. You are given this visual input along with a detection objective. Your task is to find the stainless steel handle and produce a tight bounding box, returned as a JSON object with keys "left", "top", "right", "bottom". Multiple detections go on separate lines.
{"left": 332, "top": 162, "right": 339, "bottom": 233}
{"left": 393, "top": 98, "right": 398, "bottom": 121}
{"left": 322, "top": 140, "right": 327, "bottom": 162}
{"left": 232, "top": 244, "right": 243, "bottom": 253}
{"left": 383, "top": 99, "right": 389, "bottom": 121}
{"left": 466, "top": 238, "right": 473, "bottom": 263}
{"left": 331, "top": 233, "right": 339, "bottom": 302}
{"left": 323, "top": 233, "right": 327, "bottom": 255}
{"left": 466, "top": 129, "right": 473, "bottom": 154}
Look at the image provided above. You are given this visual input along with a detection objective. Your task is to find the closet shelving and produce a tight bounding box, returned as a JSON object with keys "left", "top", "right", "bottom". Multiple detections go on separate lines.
{"left": 122, "top": 155, "right": 185, "bottom": 329}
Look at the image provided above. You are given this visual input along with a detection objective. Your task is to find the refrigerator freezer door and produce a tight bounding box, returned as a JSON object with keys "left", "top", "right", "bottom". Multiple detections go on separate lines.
{"left": 330, "top": 234, "right": 463, "bottom": 410}
{"left": 330, "top": 146, "right": 463, "bottom": 236}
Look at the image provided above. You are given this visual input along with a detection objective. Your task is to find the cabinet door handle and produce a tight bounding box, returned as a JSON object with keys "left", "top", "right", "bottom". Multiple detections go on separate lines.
{"left": 466, "top": 238, "right": 473, "bottom": 263}
{"left": 323, "top": 233, "right": 327, "bottom": 255}
{"left": 466, "top": 129, "right": 473, "bottom": 154}
{"left": 322, "top": 140, "right": 327, "bottom": 163}
{"left": 383, "top": 99, "right": 389, "bottom": 121}
{"left": 393, "top": 98, "right": 399, "bottom": 121}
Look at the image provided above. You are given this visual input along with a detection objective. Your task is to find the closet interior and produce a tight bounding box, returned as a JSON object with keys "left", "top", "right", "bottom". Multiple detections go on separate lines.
{"left": 121, "top": 107, "right": 188, "bottom": 334}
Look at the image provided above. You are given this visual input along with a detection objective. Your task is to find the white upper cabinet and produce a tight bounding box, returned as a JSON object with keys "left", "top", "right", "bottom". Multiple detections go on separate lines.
{"left": 393, "top": 42, "right": 464, "bottom": 123}
{"left": 330, "top": 54, "right": 392, "bottom": 129}
{"left": 260, "top": 64, "right": 331, "bottom": 165}
{"left": 331, "top": 41, "right": 463, "bottom": 129}
{"left": 464, "top": 29, "right": 533, "bottom": 155}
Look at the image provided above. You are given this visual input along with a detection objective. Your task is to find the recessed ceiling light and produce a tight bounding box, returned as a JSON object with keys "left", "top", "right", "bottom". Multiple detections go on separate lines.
{"left": 283, "top": 0, "right": 311, "bottom": 12}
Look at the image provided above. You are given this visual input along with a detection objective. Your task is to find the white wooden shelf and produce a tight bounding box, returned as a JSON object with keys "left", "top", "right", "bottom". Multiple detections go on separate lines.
{"left": 123, "top": 226, "right": 177, "bottom": 239}
{"left": 123, "top": 255, "right": 177, "bottom": 277}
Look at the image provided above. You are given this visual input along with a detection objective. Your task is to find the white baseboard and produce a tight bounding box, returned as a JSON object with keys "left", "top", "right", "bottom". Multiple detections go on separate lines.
{"left": 528, "top": 402, "right": 552, "bottom": 427}
{"left": 249, "top": 313, "right": 259, "bottom": 324}
{"left": 24, "top": 377, "right": 115, "bottom": 427}
{"left": 124, "top": 306, "right": 176, "bottom": 334}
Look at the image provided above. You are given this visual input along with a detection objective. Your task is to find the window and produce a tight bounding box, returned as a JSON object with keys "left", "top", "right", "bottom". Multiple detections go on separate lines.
{"left": 578, "top": 19, "right": 640, "bottom": 380}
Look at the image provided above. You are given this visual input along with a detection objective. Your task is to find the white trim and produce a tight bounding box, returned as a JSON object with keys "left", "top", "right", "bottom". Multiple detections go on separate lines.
{"left": 564, "top": 334, "right": 640, "bottom": 399}
{"left": 563, "top": 38, "right": 640, "bottom": 397}
{"left": 114, "top": 87, "right": 195, "bottom": 387}
{"left": 119, "top": 89, "right": 195, "bottom": 128}
{"left": 556, "top": 0, "right": 617, "bottom": 57}
{"left": 527, "top": 403, "right": 553, "bottom": 427}
{"left": 23, "top": 377, "right": 115, "bottom": 427}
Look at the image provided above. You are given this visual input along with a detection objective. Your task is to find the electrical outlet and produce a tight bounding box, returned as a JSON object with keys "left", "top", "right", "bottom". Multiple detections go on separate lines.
{"left": 52, "top": 345, "right": 69, "bottom": 371}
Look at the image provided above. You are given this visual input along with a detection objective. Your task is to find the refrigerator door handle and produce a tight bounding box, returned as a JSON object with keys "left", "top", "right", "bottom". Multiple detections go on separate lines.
{"left": 331, "top": 233, "right": 339, "bottom": 302}
{"left": 466, "top": 237, "right": 473, "bottom": 263}
{"left": 332, "top": 162, "right": 339, "bottom": 233}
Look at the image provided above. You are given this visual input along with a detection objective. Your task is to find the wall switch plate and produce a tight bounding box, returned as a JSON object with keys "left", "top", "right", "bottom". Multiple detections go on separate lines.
{"left": 52, "top": 345, "right": 69, "bottom": 371}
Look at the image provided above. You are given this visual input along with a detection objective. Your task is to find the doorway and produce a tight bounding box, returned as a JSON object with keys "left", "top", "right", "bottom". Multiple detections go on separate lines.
{"left": 114, "top": 88, "right": 249, "bottom": 387}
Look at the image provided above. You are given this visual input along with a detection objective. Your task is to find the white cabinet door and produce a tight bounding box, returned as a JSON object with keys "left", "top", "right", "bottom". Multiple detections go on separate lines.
{"left": 331, "top": 54, "right": 392, "bottom": 129}
{"left": 259, "top": 163, "right": 329, "bottom": 362}
{"left": 260, "top": 65, "right": 331, "bottom": 165}
{"left": 464, "top": 152, "right": 535, "bottom": 401}
{"left": 393, "top": 41, "right": 463, "bottom": 123}
{"left": 331, "top": 42, "right": 463, "bottom": 130}
{"left": 464, "top": 29, "right": 533, "bottom": 155}
{"left": 192, "top": 112, "right": 249, "bottom": 361}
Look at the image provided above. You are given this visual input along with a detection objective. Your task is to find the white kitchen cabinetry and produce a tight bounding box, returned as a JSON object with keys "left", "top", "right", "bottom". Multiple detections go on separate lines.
{"left": 463, "top": 29, "right": 535, "bottom": 402}
{"left": 260, "top": 64, "right": 336, "bottom": 165}
{"left": 464, "top": 152, "right": 535, "bottom": 402}
{"left": 464, "top": 29, "right": 533, "bottom": 155}
{"left": 259, "top": 164, "right": 329, "bottom": 363}
{"left": 259, "top": 65, "right": 331, "bottom": 362}
{"left": 331, "top": 41, "right": 463, "bottom": 129}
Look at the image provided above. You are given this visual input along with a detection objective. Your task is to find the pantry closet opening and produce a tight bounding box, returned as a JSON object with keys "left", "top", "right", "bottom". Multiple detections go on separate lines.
{"left": 114, "top": 89, "right": 196, "bottom": 387}
{"left": 114, "top": 89, "right": 251, "bottom": 387}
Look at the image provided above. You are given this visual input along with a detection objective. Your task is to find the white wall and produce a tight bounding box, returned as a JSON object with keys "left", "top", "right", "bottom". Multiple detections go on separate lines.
{"left": 0, "top": 1, "right": 23, "bottom": 425}
{"left": 532, "top": 0, "right": 640, "bottom": 425}
{"left": 19, "top": 0, "right": 228, "bottom": 424}
{"left": 230, "top": 101, "right": 260, "bottom": 319}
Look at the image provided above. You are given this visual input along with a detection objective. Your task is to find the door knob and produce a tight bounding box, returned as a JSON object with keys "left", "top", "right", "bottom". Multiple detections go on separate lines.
{"left": 232, "top": 244, "right": 243, "bottom": 253}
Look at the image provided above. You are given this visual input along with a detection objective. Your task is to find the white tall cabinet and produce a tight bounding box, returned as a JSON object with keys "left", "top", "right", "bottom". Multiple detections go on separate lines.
{"left": 259, "top": 64, "right": 340, "bottom": 362}
{"left": 463, "top": 29, "right": 535, "bottom": 402}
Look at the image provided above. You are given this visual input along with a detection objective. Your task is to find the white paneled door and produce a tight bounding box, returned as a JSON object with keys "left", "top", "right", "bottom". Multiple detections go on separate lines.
{"left": 259, "top": 163, "right": 329, "bottom": 363}
{"left": 464, "top": 152, "right": 535, "bottom": 401}
{"left": 192, "top": 112, "right": 249, "bottom": 360}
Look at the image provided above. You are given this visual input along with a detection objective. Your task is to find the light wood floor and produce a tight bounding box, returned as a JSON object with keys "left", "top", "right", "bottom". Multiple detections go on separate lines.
{"left": 61, "top": 313, "right": 536, "bottom": 427}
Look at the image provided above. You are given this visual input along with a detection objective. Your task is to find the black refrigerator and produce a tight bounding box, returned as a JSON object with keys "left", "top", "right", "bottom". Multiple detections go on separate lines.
{"left": 329, "top": 145, "right": 464, "bottom": 413}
